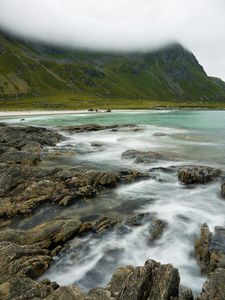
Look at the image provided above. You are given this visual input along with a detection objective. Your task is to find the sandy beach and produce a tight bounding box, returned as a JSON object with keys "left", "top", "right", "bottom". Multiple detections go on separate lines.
{"left": 0, "top": 109, "right": 152, "bottom": 117}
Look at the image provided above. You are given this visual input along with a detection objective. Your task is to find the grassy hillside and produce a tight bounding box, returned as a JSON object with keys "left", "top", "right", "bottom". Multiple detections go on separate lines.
{"left": 1, "top": 31, "right": 225, "bottom": 110}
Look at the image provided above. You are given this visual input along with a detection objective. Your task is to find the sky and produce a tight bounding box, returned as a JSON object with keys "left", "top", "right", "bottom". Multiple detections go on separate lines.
{"left": 0, "top": 0, "right": 225, "bottom": 80}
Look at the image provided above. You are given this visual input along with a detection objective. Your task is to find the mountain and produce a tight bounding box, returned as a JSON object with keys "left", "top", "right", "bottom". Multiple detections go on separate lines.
{"left": 0, "top": 30, "right": 225, "bottom": 109}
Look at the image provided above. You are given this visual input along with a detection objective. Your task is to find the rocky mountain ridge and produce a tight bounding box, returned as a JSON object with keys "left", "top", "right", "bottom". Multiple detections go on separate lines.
{"left": 1, "top": 30, "right": 225, "bottom": 108}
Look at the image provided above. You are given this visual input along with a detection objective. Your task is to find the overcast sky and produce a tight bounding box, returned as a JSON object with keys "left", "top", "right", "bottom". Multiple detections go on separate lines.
{"left": 0, "top": 0, "right": 225, "bottom": 80}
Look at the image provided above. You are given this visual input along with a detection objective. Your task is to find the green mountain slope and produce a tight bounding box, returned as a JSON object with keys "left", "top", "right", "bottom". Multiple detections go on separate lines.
{"left": 1, "top": 31, "right": 225, "bottom": 109}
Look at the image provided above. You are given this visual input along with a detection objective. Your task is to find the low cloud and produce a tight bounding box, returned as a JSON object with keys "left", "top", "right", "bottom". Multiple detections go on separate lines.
{"left": 0, "top": 0, "right": 225, "bottom": 79}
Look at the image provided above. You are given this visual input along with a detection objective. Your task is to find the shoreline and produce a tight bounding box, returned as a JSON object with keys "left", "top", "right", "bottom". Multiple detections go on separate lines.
{"left": 0, "top": 109, "right": 154, "bottom": 117}
{"left": 0, "top": 108, "right": 224, "bottom": 117}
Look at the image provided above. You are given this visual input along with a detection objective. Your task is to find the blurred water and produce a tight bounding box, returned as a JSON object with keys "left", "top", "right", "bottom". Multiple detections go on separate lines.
{"left": 1, "top": 110, "right": 225, "bottom": 295}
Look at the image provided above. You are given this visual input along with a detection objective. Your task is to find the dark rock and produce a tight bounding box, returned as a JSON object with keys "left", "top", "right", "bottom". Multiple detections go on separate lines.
{"left": 0, "top": 241, "right": 54, "bottom": 284}
{"left": 0, "top": 124, "right": 63, "bottom": 147}
{"left": 194, "top": 223, "right": 225, "bottom": 275}
{"left": 87, "top": 287, "right": 112, "bottom": 299}
{"left": 92, "top": 217, "right": 121, "bottom": 233}
{"left": 118, "top": 170, "right": 151, "bottom": 183}
{"left": 91, "top": 142, "right": 105, "bottom": 147}
{"left": 122, "top": 212, "right": 166, "bottom": 242}
{"left": 195, "top": 268, "right": 225, "bottom": 300}
{"left": 59, "top": 124, "right": 140, "bottom": 133}
{"left": 122, "top": 149, "right": 165, "bottom": 164}
{"left": 153, "top": 132, "right": 168, "bottom": 136}
{"left": 88, "top": 108, "right": 94, "bottom": 111}
{"left": 44, "top": 285, "right": 86, "bottom": 300}
{"left": 0, "top": 151, "right": 41, "bottom": 165}
{"left": 178, "top": 288, "right": 194, "bottom": 300}
{"left": 0, "top": 164, "right": 151, "bottom": 227}
{"left": 21, "top": 141, "right": 42, "bottom": 152}
{"left": 105, "top": 259, "right": 180, "bottom": 300}
{"left": 178, "top": 166, "right": 221, "bottom": 184}
{"left": 0, "top": 219, "right": 82, "bottom": 251}
{"left": 0, "top": 277, "right": 54, "bottom": 300}
{"left": 221, "top": 181, "right": 225, "bottom": 197}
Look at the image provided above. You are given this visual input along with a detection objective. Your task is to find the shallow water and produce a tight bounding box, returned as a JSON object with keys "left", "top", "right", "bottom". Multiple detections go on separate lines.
{"left": 1, "top": 110, "right": 225, "bottom": 295}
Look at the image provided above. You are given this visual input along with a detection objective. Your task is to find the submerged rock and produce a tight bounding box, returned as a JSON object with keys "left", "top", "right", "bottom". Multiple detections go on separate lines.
{"left": 178, "top": 166, "right": 221, "bottom": 184}
{"left": 194, "top": 223, "right": 225, "bottom": 275}
{"left": 122, "top": 212, "right": 166, "bottom": 242}
{"left": 122, "top": 149, "right": 168, "bottom": 164}
{"left": 59, "top": 124, "right": 140, "bottom": 133}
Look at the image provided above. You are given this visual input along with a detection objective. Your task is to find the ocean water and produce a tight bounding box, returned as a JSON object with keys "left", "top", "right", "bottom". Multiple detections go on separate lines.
{"left": 1, "top": 110, "right": 225, "bottom": 295}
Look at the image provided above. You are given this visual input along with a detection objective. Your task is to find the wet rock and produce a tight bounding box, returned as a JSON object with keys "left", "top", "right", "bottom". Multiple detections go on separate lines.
{"left": 178, "top": 288, "right": 194, "bottom": 300}
{"left": 59, "top": 124, "right": 140, "bottom": 133}
{"left": 105, "top": 259, "right": 180, "bottom": 300}
{"left": 0, "top": 164, "right": 151, "bottom": 227}
{"left": 92, "top": 217, "right": 121, "bottom": 233}
{"left": 122, "top": 149, "right": 166, "bottom": 164}
{"left": 153, "top": 132, "right": 168, "bottom": 136}
{"left": 122, "top": 212, "right": 166, "bottom": 243}
{"left": 0, "top": 241, "right": 54, "bottom": 284}
{"left": 0, "top": 219, "right": 82, "bottom": 250}
{"left": 178, "top": 166, "right": 221, "bottom": 184}
{"left": 44, "top": 285, "right": 86, "bottom": 300}
{"left": 0, "top": 151, "right": 41, "bottom": 165}
{"left": 194, "top": 223, "right": 225, "bottom": 275}
{"left": 91, "top": 142, "right": 105, "bottom": 147}
{"left": 0, "top": 124, "right": 63, "bottom": 148}
{"left": 221, "top": 181, "right": 225, "bottom": 197}
{"left": 21, "top": 141, "right": 42, "bottom": 152}
{"left": 49, "top": 152, "right": 76, "bottom": 157}
{"left": 0, "top": 124, "right": 63, "bottom": 168}
{"left": 118, "top": 170, "right": 151, "bottom": 183}
{"left": 195, "top": 268, "right": 225, "bottom": 300}
{"left": 0, "top": 277, "right": 55, "bottom": 300}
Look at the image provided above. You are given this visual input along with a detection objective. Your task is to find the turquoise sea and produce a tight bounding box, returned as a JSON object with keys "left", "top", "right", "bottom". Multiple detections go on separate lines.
{"left": 1, "top": 110, "right": 225, "bottom": 295}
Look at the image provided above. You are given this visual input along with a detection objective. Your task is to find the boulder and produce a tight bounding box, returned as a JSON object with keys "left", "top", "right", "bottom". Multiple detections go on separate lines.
{"left": 178, "top": 166, "right": 221, "bottom": 184}
{"left": 195, "top": 268, "right": 225, "bottom": 300}
{"left": 105, "top": 259, "right": 180, "bottom": 300}
{"left": 194, "top": 224, "right": 225, "bottom": 275}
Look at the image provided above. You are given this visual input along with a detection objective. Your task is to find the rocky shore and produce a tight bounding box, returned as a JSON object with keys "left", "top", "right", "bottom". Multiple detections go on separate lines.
{"left": 0, "top": 123, "right": 225, "bottom": 299}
